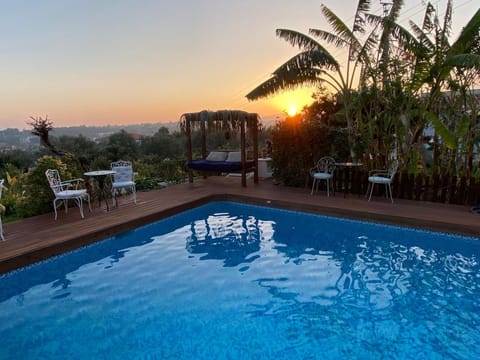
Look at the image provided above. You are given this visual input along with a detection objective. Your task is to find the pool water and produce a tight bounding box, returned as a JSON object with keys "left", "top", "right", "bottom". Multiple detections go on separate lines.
{"left": 0, "top": 201, "right": 479, "bottom": 359}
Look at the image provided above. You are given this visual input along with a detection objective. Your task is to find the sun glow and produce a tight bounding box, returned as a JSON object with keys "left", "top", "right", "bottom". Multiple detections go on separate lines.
{"left": 287, "top": 106, "right": 298, "bottom": 116}
{"left": 270, "top": 88, "right": 315, "bottom": 118}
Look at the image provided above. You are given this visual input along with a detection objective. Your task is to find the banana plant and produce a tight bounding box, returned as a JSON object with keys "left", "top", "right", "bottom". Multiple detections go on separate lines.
{"left": 245, "top": 0, "right": 404, "bottom": 160}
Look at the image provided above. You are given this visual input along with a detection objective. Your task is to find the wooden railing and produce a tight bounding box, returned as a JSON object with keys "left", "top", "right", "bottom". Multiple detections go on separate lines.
{"left": 330, "top": 168, "right": 480, "bottom": 206}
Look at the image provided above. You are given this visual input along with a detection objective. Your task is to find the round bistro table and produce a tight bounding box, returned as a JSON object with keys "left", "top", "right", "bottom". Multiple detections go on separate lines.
{"left": 84, "top": 170, "right": 116, "bottom": 211}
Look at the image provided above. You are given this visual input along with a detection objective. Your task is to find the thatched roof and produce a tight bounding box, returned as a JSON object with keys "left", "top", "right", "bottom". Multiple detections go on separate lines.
{"left": 179, "top": 110, "right": 259, "bottom": 133}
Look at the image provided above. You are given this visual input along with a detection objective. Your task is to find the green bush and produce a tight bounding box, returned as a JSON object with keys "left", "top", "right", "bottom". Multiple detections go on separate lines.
{"left": 271, "top": 117, "right": 350, "bottom": 187}
{"left": 1, "top": 168, "right": 24, "bottom": 221}
{"left": 135, "top": 156, "right": 187, "bottom": 185}
{"left": 15, "top": 156, "right": 77, "bottom": 218}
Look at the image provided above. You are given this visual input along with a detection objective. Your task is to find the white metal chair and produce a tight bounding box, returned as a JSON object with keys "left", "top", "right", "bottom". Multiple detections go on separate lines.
{"left": 0, "top": 179, "right": 4, "bottom": 240}
{"left": 111, "top": 160, "right": 136, "bottom": 206}
{"left": 366, "top": 160, "right": 399, "bottom": 203}
{"left": 45, "top": 169, "right": 91, "bottom": 220}
{"left": 310, "top": 156, "right": 336, "bottom": 196}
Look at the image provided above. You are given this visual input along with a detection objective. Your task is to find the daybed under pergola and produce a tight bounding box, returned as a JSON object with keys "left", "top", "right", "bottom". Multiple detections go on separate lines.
{"left": 180, "top": 110, "right": 259, "bottom": 187}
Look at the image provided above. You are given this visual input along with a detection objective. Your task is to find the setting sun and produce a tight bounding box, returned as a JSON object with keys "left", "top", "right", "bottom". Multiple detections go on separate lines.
{"left": 269, "top": 88, "right": 315, "bottom": 119}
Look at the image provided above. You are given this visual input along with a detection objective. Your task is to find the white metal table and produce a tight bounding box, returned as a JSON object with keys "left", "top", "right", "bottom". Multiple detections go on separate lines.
{"left": 84, "top": 170, "right": 116, "bottom": 211}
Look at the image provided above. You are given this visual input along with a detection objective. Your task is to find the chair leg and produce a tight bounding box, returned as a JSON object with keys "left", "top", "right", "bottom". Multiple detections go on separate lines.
{"left": 388, "top": 184, "right": 394, "bottom": 203}
{"left": 132, "top": 185, "right": 136, "bottom": 204}
{"left": 311, "top": 179, "right": 316, "bottom": 195}
{"left": 0, "top": 218, "right": 4, "bottom": 241}
{"left": 53, "top": 199, "right": 59, "bottom": 220}
{"left": 326, "top": 179, "right": 329, "bottom": 197}
{"left": 76, "top": 197, "right": 84, "bottom": 218}
{"left": 112, "top": 188, "right": 117, "bottom": 207}
{"left": 368, "top": 182, "right": 374, "bottom": 201}
{"left": 85, "top": 193, "right": 92, "bottom": 212}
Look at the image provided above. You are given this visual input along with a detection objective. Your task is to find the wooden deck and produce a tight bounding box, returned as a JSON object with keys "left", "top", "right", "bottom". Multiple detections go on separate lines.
{"left": 1, "top": 176, "right": 479, "bottom": 274}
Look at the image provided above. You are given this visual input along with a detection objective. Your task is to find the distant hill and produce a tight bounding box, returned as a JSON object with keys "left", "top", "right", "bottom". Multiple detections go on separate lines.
{"left": 50, "top": 116, "right": 280, "bottom": 139}
{"left": 50, "top": 122, "right": 181, "bottom": 139}
{"left": 0, "top": 117, "right": 281, "bottom": 151}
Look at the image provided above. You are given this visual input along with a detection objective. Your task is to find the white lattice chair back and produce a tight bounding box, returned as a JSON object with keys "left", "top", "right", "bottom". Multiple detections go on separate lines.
{"left": 0, "top": 178, "right": 3, "bottom": 200}
{"left": 45, "top": 169, "right": 63, "bottom": 193}
{"left": 310, "top": 156, "right": 336, "bottom": 196}
{"left": 317, "top": 156, "right": 336, "bottom": 174}
{"left": 111, "top": 160, "right": 136, "bottom": 206}
{"left": 111, "top": 160, "right": 133, "bottom": 182}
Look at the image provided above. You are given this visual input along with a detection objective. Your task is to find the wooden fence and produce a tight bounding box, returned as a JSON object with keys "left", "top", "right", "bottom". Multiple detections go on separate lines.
{"left": 330, "top": 168, "right": 480, "bottom": 206}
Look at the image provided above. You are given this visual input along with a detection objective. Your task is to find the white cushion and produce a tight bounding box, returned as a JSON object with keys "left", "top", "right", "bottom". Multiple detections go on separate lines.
{"left": 368, "top": 176, "right": 392, "bottom": 184}
{"left": 56, "top": 189, "right": 87, "bottom": 199}
{"left": 112, "top": 181, "right": 135, "bottom": 188}
{"left": 206, "top": 151, "right": 228, "bottom": 161}
{"left": 313, "top": 172, "right": 332, "bottom": 180}
{"left": 226, "top": 152, "right": 241, "bottom": 162}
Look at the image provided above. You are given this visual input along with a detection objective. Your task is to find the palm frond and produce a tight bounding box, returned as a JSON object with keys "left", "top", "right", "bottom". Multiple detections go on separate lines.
{"left": 352, "top": 0, "right": 371, "bottom": 34}
{"left": 351, "top": 29, "right": 378, "bottom": 87}
{"left": 309, "top": 28, "right": 348, "bottom": 48}
{"left": 408, "top": 59, "right": 433, "bottom": 91}
{"left": 272, "top": 50, "right": 339, "bottom": 75}
{"left": 421, "top": 2, "right": 436, "bottom": 33}
{"left": 446, "top": 53, "right": 480, "bottom": 69}
{"left": 275, "top": 29, "right": 322, "bottom": 50}
{"left": 409, "top": 22, "right": 435, "bottom": 53}
{"left": 390, "top": 22, "right": 425, "bottom": 57}
{"left": 449, "top": 8, "right": 480, "bottom": 55}
{"left": 440, "top": 0, "right": 453, "bottom": 45}
{"left": 245, "top": 50, "right": 339, "bottom": 100}
{"left": 426, "top": 111, "right": 456, "bottom": 150}
{"left": 321, "top": 4, "right": 359, "bottom": 48}
{"left": 245, "top": 69, "right": 325, "bottom": 101}
{"left": 388, "top": 0, "right": 404, "bottom": 23}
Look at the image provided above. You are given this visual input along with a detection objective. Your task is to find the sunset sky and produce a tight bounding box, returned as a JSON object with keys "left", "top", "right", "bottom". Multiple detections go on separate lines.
{"left": 0, "top": 0, "right": 476, "bottom": 129}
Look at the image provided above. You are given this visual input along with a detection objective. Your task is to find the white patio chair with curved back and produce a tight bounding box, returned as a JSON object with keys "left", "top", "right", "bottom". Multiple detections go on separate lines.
{"left": 111, "top": 160, "right": 136, "bottom": 207}
{"left": 45, "top": 169, "right": 91, "bottom": 220}
{"left": 310, "top": 156, "right": 336, "bottom": 196}
{"left": 0, "top": 179, "right": 5, "bottom": 240}
{"left": 366, "top": 159, "right": 399, "bottom": 203}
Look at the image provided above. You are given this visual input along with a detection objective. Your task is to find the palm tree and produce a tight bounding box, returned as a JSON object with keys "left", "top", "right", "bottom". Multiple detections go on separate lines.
{"left": 394, "top": 1, "right": 480, "bottom": 174}
{"left": 246, "top": 0, "right": 405, "bottom": 160}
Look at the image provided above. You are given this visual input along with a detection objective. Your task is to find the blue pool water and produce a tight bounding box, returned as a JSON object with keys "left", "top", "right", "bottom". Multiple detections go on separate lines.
{"left": 0, "top": 201, "right": 479, "bottom": 359}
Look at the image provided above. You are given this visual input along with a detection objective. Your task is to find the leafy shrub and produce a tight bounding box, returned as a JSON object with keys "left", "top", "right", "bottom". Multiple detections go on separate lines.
{"left": 15, "top": 156, "right": 77, "bottom": 218}
{"left": 1, "top": 169, "right": 24, "bottom": 221}
{"left": 135, "top": 177, "right": 158, "bottom": 191}
{"left": 271, "top": 98, "right": 354, "bottom": 187}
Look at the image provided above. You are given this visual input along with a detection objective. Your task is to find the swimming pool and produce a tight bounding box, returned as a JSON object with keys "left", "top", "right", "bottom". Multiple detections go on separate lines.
{"left": 0, "top": 201, "right": 479, "bottom": 359}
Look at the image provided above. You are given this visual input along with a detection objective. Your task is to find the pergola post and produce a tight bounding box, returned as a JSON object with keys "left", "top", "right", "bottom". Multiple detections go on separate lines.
{"left": 186, "top": 118, "right": 193, "bottom": 183}
{"left": 252, "top": 116, "right": 259, "bottom": 184}
{"left": 240, "top": 117, "right": 246, "bottom": 187}
{"left": 200, "top": 118, "right": 207, "bottom": 159}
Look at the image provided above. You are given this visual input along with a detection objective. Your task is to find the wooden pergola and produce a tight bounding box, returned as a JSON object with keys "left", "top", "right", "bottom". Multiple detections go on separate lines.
{"left": 180, "top": 110, "right": 259, "bottom": 187}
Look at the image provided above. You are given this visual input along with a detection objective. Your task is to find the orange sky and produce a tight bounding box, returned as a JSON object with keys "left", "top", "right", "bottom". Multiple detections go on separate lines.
{"left": 0, "top": 0, "right": 475, "bottom": 129}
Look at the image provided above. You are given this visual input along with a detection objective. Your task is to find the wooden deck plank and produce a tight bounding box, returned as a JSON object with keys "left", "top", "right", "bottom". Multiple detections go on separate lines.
{"left": 1, "top": 177, "right": 479, "bottom": 274}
